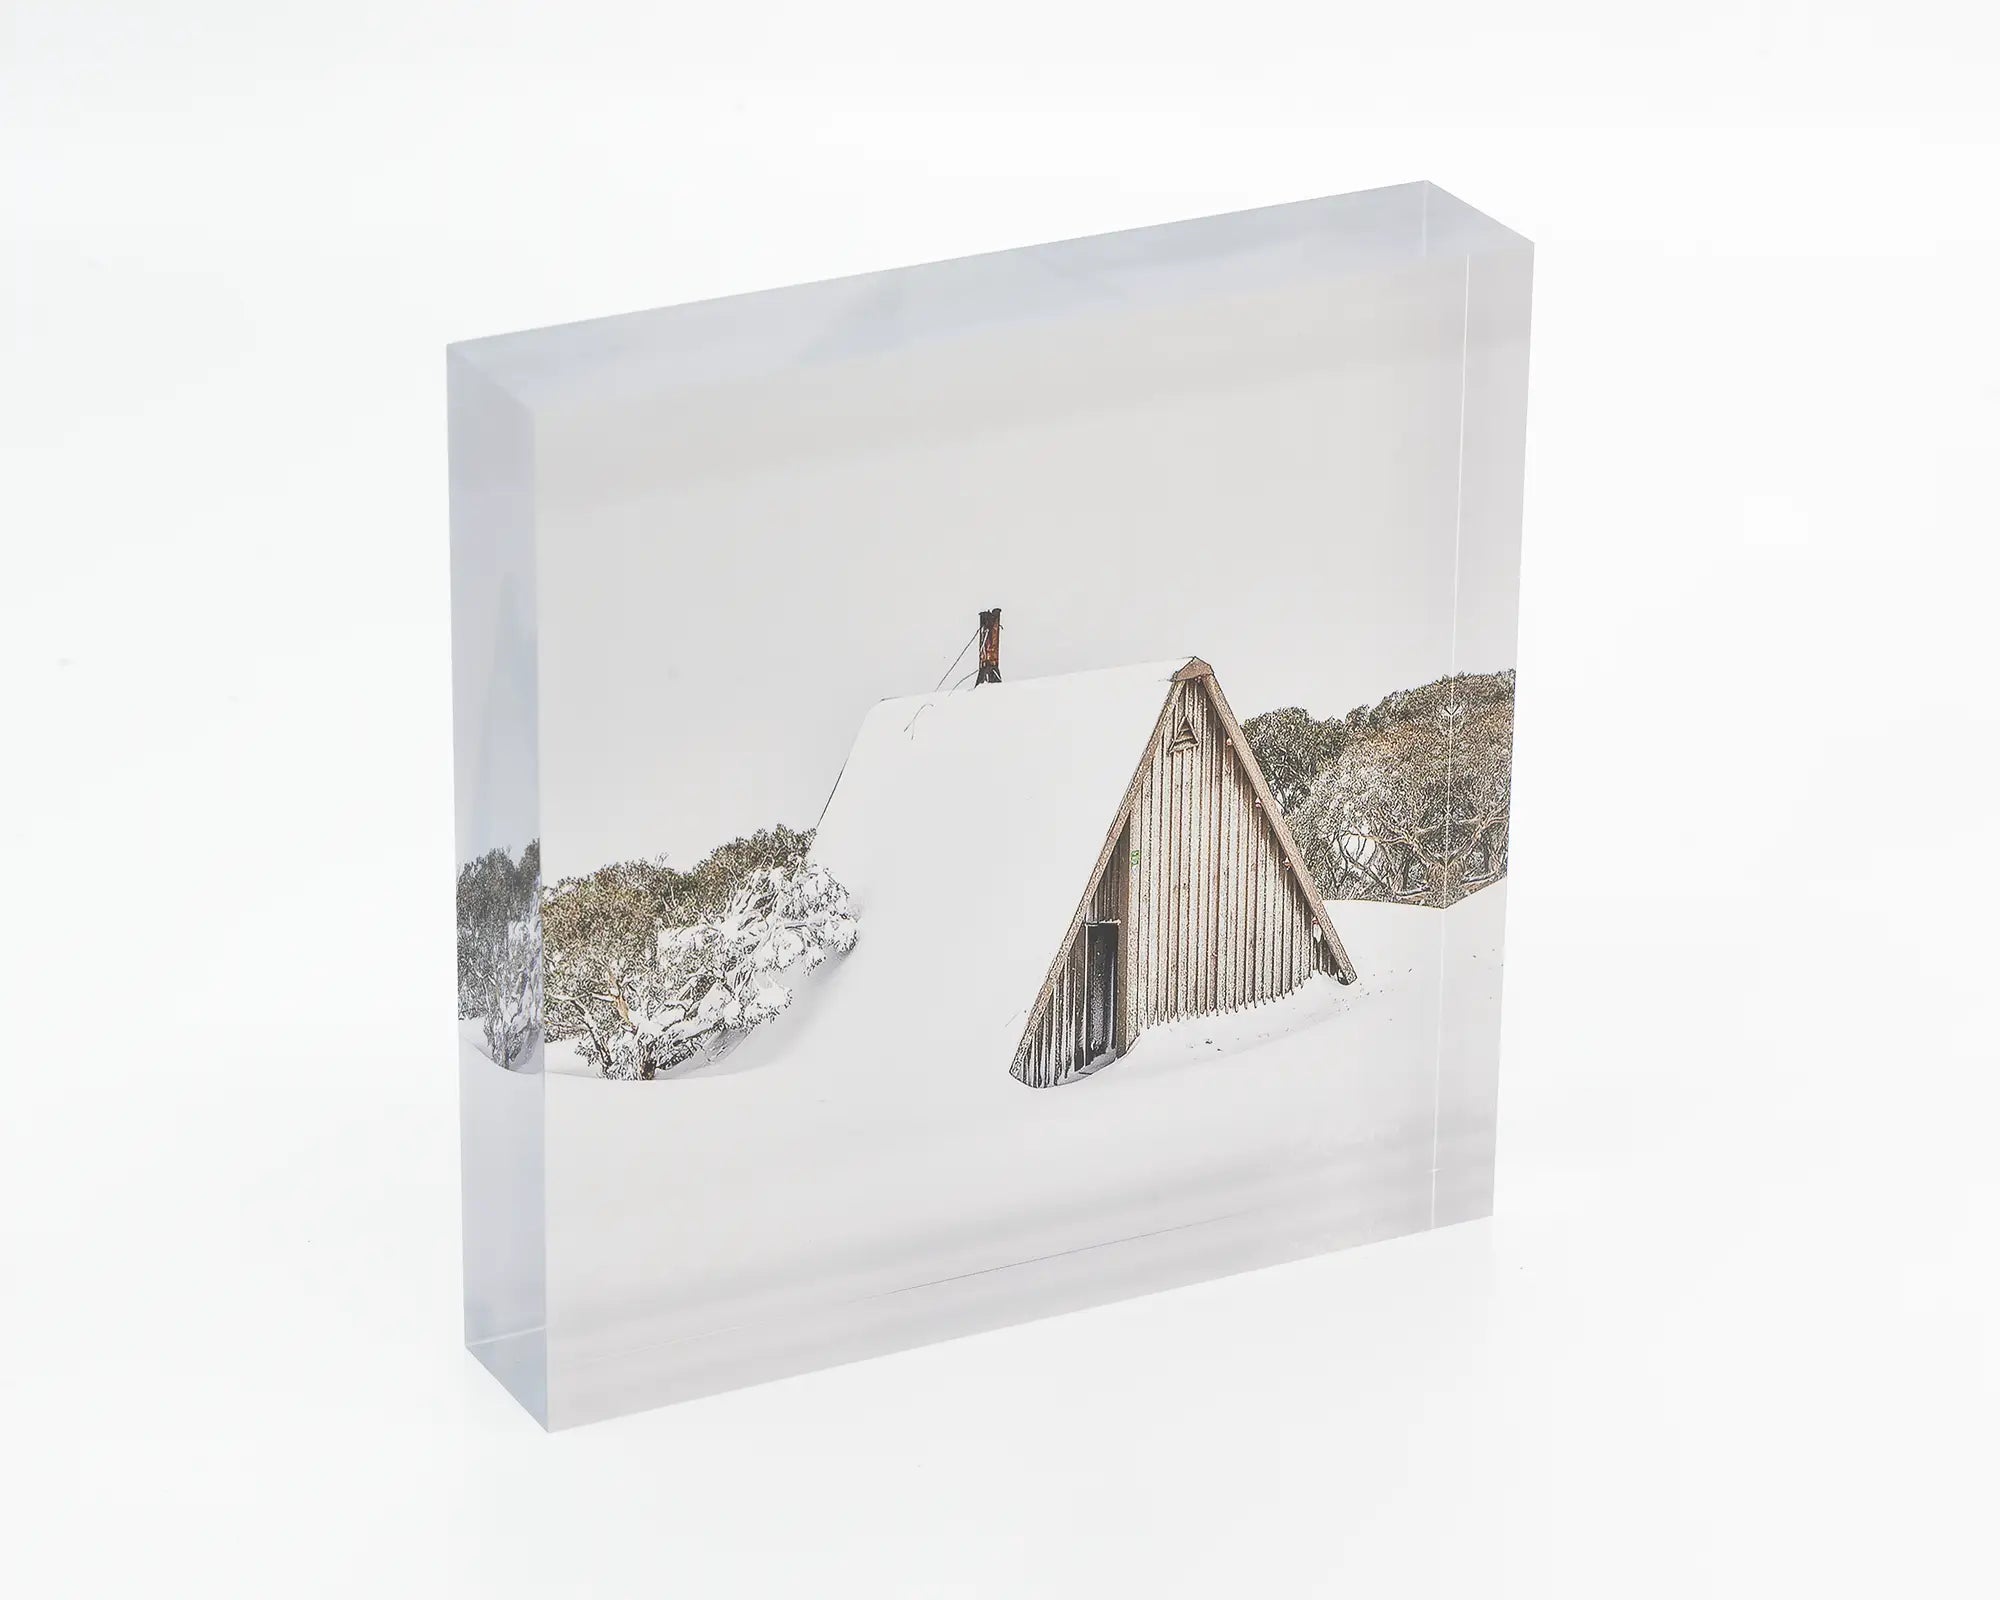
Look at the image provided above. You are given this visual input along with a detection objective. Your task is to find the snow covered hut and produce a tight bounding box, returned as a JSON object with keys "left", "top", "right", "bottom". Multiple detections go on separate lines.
{"left": 811, "top": 653, "right": 1356, "bottom": 1088}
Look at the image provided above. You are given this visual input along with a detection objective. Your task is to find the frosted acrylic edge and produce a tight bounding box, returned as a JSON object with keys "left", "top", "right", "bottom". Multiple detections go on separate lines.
{"left": 449, "top": 182, "right": 1530, "bottom": 413}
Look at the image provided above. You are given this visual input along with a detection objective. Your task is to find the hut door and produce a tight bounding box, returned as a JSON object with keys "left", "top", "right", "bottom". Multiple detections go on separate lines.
{"left": 1084, "top": 921, "right": 1119, "bottom": 1065}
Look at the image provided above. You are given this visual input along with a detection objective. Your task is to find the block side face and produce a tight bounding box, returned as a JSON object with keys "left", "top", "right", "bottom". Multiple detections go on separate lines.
{"left": 461, "top": 1054, "right": 549, "bottom": 1428}
{"left": 1432, "top": 244, "right": 1533, "bottom": 1228}
{"left": 1419, "top": 181, "right": 1536, "bottom": 256}
{"left": 1452, "top": 245, "right": 1533, "bottom": 675}
{"left": 449, "top": 353, "right": 543, "bottom": 894}
{"left": 469, "top": 1325, "right": 549, "bottom": 1429}
{"left": 449, "top": 352, "right": 547, "bottom": 1419}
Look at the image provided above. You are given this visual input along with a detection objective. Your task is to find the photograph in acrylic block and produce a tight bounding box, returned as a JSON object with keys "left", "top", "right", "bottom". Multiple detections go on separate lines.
{"left": 449, "top": 181, "right": 1531, "bottom": 1427}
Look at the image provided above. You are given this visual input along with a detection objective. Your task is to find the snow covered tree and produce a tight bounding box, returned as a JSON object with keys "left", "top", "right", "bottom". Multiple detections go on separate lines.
{"left": 553, "top": 862, "right": 858, "bottom": 1080}
{"left": 1249, "top": 673, "right": 1515, "bottom": 909}
{"left": 1242, "top": 705, "right": 1347, "bottom": 812}
{"left": 457, "top": 840, "right": 539, "bottom": 1017}
{"left": 662, "top": 825, "right": 816, "bottom": 924}
{"left": 1290, "top": 672, "right": 1514, "bottom": 908}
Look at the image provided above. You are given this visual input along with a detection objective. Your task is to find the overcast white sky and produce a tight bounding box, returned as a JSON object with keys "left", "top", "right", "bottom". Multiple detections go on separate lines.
{"left": 475, "top": 226, "right": 1526, "bottom": 879}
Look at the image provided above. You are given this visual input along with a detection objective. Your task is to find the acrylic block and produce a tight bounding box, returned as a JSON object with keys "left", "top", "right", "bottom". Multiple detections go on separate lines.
{"left": 448, "top": 181, "right": 1532, "bottom": 1429}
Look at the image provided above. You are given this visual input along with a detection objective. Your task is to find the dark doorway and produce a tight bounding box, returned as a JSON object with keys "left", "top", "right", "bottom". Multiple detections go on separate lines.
{"left": 1084, "top": 921, "right": 1119, "bottom": 1065}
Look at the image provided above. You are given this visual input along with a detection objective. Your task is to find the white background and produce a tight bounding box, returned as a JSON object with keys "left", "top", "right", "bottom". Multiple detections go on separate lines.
{"left": 4, "top": 4, "right": 1997, "bottom": 1595}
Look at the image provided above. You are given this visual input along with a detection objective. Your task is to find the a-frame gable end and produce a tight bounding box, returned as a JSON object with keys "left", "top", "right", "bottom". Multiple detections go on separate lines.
{"left": 1195, "top": 671, "right": 1358, "bottom": 985}
{"left": 1009, "top": 678, "right": 1183, "bottom": 1085}
{"left": 1009, "top": 661, "right": 1360, "bottom": 1089}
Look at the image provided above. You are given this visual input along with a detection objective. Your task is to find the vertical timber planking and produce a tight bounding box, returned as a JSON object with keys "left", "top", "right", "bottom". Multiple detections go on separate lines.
{"left": 1012, "top": 664, "right": 1348, "bottom": 1085}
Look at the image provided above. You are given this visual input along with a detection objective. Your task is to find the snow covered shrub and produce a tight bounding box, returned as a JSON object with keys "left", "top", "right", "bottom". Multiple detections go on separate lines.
{"left": 552, "top": 863, "right": 857, "bottom": 1080}
{"left": 457, "top": 840, "right": 542, "bottom": 1068}
{"left": 541, "top": 828, "right": 814, "bottom": 1067}
{"left": 478, "top": 911, "right": 543, "bottom": 1070}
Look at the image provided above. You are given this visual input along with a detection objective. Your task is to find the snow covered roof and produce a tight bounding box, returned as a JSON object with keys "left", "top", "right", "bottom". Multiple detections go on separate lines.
{"left": 809, "top": 659, "right": 1187, "bottom": 1068}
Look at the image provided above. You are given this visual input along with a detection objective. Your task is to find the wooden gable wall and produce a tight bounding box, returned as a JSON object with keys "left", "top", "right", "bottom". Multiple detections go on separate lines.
{"left": 1011, "top": 667, "right": 1352, "bottom": 1088}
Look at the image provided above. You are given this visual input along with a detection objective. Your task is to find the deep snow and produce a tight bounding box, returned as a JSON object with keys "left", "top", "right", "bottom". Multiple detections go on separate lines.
{"left": 537, "top": 882, "right": 1508, "bottom": 1419}
{"left": 545, "top": 657, "right": 1195, "bottom": 1083}
{"left": 811, "top": 657, "right": 1194, "bottom": 1078}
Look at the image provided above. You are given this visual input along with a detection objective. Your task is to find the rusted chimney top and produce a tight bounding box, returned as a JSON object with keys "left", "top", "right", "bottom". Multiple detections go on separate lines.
{"left": 976, "top": 608, "right": 1002, "bottom": 685}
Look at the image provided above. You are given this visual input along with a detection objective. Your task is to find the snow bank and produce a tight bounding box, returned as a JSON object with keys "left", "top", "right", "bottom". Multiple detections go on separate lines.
{"left": 809, "top": 658, "right": 1188, "bottom": 1074}
{"left": 540, "top": 885, "right": 1510, "bottom": 1421}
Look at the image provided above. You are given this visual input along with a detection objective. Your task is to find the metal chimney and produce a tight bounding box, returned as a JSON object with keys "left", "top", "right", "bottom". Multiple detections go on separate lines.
{"left": 976, "top": 608, "right": 1002, "bottom": 685}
